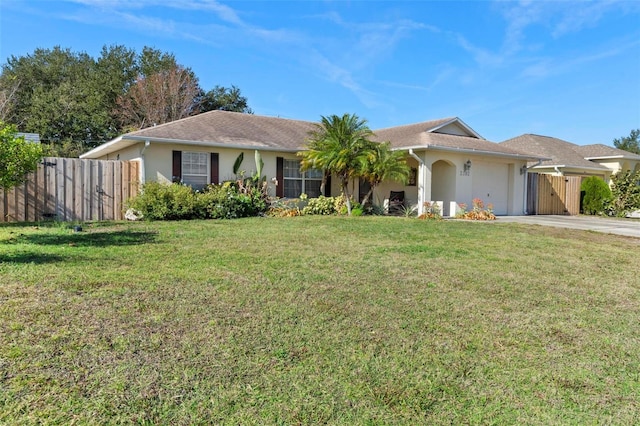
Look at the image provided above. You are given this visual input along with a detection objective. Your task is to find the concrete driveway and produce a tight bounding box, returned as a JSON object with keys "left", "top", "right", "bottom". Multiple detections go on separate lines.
{"left": 496, "top": 215, "right": 640, "bottom": 238}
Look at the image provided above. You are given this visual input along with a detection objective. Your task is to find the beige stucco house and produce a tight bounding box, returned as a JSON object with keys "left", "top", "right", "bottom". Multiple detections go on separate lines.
{"left": 81, "top": 110, "right": 542, "bottom": 216}
{"left": 500, "top": 134, "right": 640, "bottom": 183}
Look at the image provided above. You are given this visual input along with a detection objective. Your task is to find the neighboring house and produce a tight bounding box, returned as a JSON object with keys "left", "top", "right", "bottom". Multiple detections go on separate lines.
{"left": 80, "top": 111, "right": 543, "bottom": 216}
{"left": 17, "top": 132, "right": 41, "bottom": 144}
{"left": 500, "top": 134, "right": 640, "bottom": 183}
{"left": 573, "top": 144, "right": 640, "bottom": 175}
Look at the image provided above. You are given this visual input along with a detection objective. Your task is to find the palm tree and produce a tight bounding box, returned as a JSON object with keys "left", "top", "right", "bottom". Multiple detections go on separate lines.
{"left": 299, "top": 113, "right": 375, "bottom": 215}
{"left": 359, "top": 142, "right": 410, "bottom": 207}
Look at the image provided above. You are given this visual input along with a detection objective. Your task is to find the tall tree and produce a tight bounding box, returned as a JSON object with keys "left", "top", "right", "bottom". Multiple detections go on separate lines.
{"left": 613, "top": 129, "right": 640, "bottom": 155}
{"left": 0, "top": 45, "right": 253, "bottom": 156}
{"left": 299, "top": 113, "right": 375, "bottom": 215}
{"left": 116, "top": 65, "right": 201, "bottom": 130}
{"left": 0, "top": 121, "right": 44, "bottom": 190}
{"left": 198, "top": 85, "right": 253, "bottom": 114}
{"left": 359, "top": 141, "right": 410, "bottom": 206}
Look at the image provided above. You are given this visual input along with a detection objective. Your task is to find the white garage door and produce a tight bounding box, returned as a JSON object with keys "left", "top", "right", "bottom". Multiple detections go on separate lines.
{"left": 471, "top": 161, "right": 509, "bottom": 215}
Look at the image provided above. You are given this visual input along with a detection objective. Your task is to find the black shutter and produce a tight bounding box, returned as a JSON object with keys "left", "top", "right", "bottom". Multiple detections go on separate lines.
{"left": 210, "top": 153, "right": 219, "bottom": 184}
{"left": 325, "top": 174, "right": 331, "bottom": 196}
{"left": 276, "top": 157, "right": 284, "bottom": 198}
{"left": 172, "top": 151, "right": 182, "bottom": 183}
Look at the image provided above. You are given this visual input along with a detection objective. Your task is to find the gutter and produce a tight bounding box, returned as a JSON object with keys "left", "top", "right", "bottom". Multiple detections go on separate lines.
{"left": 408, "top": 149, "right": 425, "bottom": 215}
{"left": 140, "top": 140, "right": 150, "bottom": 184}
{"left": 396, "top": 144, "right": 546, "bottom": 162}
{"left": 125, "top": 135, "right": 300, "bottom": 153}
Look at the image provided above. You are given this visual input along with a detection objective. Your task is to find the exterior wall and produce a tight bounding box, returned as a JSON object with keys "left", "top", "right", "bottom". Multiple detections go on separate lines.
{"left": 595, "top": 159, "right": 640, "bottom": 174}
{"left": 373, "top": 157, "right": 421, "bottom": 209}
{"left": 95, "top": 144, "right": 143, "bottom": 162}
{"left": 95, "top": 141, "right": 530, "bottom": 215}
{"left": 419, "top": 150, "right": 527, "bottom": 216}
{"left": 115, "top": 142, "right": 301, "bottom": 197}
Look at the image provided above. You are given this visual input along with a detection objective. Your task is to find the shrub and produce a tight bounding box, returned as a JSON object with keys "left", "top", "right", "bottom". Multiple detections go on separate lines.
{"left": 364, "top": 204, "right": 385, "bottom": 216}
{"left": 302, "top": 196, "right": 337, "bottom": 215}
{"left": 127, "top": 181, "right": 198, "bottom": 220}
{"left": 456, "top": 198, "right": 496, "bottom": 220}
{"left": 126, "top": 180, "right": 270, "bottom": 221}
{"left": 581, "top": 176, "right": 612, "bottom": 215}
{"left": 418, "top": 201, "right": 441, "bottom": 220}
{"left": 609, "top": 171, "right": 640, "bottom": 217}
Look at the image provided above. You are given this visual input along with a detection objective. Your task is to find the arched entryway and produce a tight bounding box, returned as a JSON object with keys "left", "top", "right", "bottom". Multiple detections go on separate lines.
{"left": 431, "top": 160, "right": 456, "bottom": 216}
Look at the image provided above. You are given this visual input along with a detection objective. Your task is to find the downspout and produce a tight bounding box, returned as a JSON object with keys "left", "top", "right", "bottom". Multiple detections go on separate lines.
{"left": 522, "top": 159, "right": 543, "bottom": 215}
{"left": 408, "top": 149, "right": 425, "bottom": 215}
{"left": 140, "top": 140, "right": 150, "bottom": 184}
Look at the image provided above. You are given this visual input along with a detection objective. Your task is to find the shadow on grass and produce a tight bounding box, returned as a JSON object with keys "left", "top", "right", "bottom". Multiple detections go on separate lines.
{"left": 0, "top": 252, "right": 66, "bottom": 264}
{"left": 16, "top": 230, "right": 159, "bottom": 248}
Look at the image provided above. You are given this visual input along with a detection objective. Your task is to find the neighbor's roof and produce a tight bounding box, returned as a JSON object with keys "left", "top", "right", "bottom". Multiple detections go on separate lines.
{"left": 374, "top": 117, "right": 544, "bottom": 160}
{"left": 500, "top": 134, "right": 610, "bottom": 171}
{"left": 573, "top": 144, "right": 640, "bottom": 161}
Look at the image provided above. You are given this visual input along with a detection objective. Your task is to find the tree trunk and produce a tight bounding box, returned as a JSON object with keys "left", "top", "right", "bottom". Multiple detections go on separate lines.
{"left": 361, "top": 186, "right": 375, "bottom": 207}
{"left": 341, "top": 177, "right": 352, "bottom": 215}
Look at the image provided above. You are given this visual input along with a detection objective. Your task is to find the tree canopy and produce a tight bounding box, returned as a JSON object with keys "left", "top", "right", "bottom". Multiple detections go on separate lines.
{"left": 0, "top": 45, "right": 252, "bottom": 157}
{"left": 0, "top": 121, "right": 44, "bottom": 190}
{"left": 613, "top": 129, "right": 640, "bottom": 155}
{"left": 299, "top": 113, "right": 409, "bottom": 215}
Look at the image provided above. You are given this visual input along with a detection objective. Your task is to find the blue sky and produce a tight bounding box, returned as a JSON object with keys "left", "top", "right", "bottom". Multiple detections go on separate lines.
{"left": 1, "top": 0, "right": 639, "bottom": 145}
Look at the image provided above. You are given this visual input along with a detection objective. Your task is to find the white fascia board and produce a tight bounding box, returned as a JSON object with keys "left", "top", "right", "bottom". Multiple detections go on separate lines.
{"left": 124, "top": 135, "right": 301, "bottom": 153}
{"left": 531, "top": 164, "right": 611, "bottom": 172}
{"left": 79, "top": 135, "right": 130, "bottom": 159}
{"left": 584, "top": 155, "right": 640, "bottom": 161}
{"left": 395, "top": 144, "right": 549, "bottom": 161}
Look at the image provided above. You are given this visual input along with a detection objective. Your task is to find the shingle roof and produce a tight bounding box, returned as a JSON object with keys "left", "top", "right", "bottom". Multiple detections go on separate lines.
{"left": 82, "top": 111, "right": 542, "bottom": 160}
{"left": 500, "top": 134, "right": 610, "bottom": 170}
{"left": 127, "top": 110, "right": 317, "bottom": 150}
{"left": 374, "top": 118, "right": 539, "bottom": 158}
{"left": 573, "top": 144, "right": 640, "bottom": 160}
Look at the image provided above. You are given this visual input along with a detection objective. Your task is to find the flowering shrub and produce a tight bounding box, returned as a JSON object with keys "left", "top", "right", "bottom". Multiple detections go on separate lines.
{"left": 267, "top": 197, "right": 305, "bottom": 217}
{"left": 302, "top": 195, "right": 337, "bottom": 215}
{"left": 456, "top": 198, "right": 496, "bottom": 220}
{"left": 418, "top": 201, "right": 441, "bottom": 220}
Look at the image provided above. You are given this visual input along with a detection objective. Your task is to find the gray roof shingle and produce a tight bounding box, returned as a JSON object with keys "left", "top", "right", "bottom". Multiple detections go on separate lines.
{"left": 127, "top": 110, "right": 317, "bottom": 150}
{"left": 574, "top": 144, "right": 640, "bottom": 160}
{"left": 374, "top": 118, "right": 538, "bottom": 158}
{"left": 500, "top": 134, "right": 610, "bottom": 170}
{"left": 82, "top": 111, "right": 545, "bottom": 160}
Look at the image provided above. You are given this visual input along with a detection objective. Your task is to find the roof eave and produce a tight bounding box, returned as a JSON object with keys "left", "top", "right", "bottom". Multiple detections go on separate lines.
{"left": 396, "top": 144, "right": 548, "bottom": 161}
{"left": 80, "top": 135, "right": 128, "bottom": 159}
{"left": 125, "top": 135, "right": 302, "bottom": 153}
{"left": 584, "top": 155, "right": 640, "bottom": 161}
{"left": 532, "top": 164, "right": 611, "bottom": 172}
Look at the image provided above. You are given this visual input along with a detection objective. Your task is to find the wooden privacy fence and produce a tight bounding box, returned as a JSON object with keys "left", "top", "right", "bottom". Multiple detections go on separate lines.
{"left": 0, "top": 157, "right": 139, "bottom": 223}
{"left": 527, "top": 173, "right": 581, "bottom": 215}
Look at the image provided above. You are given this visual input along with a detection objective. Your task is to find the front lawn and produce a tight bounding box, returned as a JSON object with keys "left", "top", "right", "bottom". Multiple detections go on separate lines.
{"left": 1, "top": 217, "right": 638, "bottom": 424}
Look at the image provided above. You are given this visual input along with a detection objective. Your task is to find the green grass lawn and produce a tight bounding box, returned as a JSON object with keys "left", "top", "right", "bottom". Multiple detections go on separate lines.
{"left": 1, "top": 216, "right": 639, "bottom": 425}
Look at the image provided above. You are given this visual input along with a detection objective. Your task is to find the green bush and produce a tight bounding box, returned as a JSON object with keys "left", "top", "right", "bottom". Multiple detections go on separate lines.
{"left": 127, "top": 181, "right": 198, "bottom": 220}
{"left": 609, "top": 170, "right": 640, "bottom": 217}
{"left": 302, "top": 196, "right": 337, "bottom": 215}
{"left": 126, "top": 180, "right": 269, "bottom": 221}
{"left": 581, "top": 176, "right": 612, "bottom": 215}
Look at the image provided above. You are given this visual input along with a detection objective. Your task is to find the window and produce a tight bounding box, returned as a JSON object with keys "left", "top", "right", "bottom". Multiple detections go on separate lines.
{"left": 283, "top": 159, "right": 323, "bottom": 198}
{"left": 182, "top": 151, "right": 209, "bottom": 190}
